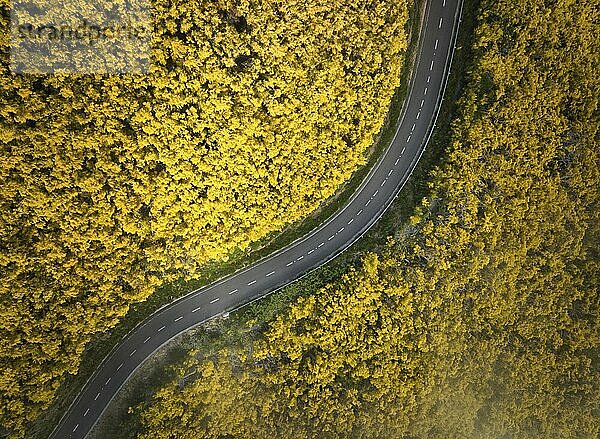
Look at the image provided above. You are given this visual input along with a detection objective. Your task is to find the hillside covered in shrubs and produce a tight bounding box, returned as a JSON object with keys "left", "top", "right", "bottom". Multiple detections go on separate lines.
{"left": 0, "top": 0, "right": 409, "bottom": 433}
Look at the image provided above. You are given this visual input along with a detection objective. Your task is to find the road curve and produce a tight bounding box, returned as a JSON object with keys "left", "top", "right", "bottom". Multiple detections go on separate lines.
{"left": 52, "top": 0, "right": 463, "bottom": 437}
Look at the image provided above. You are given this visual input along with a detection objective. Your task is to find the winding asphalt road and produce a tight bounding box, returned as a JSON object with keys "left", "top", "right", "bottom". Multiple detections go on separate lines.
{"left": 52, "top": 0, "right": 463, "bottom": 437}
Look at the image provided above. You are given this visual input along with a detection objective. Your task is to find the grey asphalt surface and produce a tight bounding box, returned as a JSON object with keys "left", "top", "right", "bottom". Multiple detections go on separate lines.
{"left": 51, "top": 0, "right": 463, "bottom": 437}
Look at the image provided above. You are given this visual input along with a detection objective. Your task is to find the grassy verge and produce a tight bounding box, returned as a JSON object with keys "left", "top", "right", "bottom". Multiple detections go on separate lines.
{"left": 28, "top": 0, "right": 476, "bottom": 437}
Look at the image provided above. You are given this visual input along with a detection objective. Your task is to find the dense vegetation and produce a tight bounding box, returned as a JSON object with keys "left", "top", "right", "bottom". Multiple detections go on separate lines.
{"left": 0, "top": 0, "right": 409, "bottom": 434}
{"left": 135, "top": 0, "right": 599, "bottom": 437}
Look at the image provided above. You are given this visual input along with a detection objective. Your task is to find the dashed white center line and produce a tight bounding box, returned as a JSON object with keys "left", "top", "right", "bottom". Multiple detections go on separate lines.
{"left": 328, "top": 234, "right": 335, "bottom": 240}
{"left": 129, "top": 349, "right": 136, "bottom": 357}
{"left": 174, "top": 316, "right": 183, "bottom": 322}
{"left": 435, "top": 39, "right": 439, "bottom": 50}
{"left": 402, "top": 146, "right": 406, "bottom": 154}
{"left": 95, "top": 393, "right": 100, "bottom": 401}
{"left": 348, "top": 218, "right": 354, "bottom": 225}
{"left": 144, "top": 336, "right": 151, "bottom": 343}
{"left": 443, "top": 0, "right": 447, "bottom": 6}
{"left": 338, "top": 227, "right": 345, "bottom": 233}
{"left": 308, "top": 249, "right": 315, "bottom": 255}
{"left": 297, "top": 255, "right": 304, "bottom": 260}
{"left": 105, "top": 378, "right": 111, "bottom": 385}
{"left": 407, "top": 134, "right": 412, "bottom": 143}
{"left": 395, "top": 157, "right": 400, "bottom": 165}
{"left": 248, "top": 280, "right": 256, "bottom": 286}
{"left": 228, "top": 289, "right": 238, "bottom": 295}
{"left": 84, "top": 409, "right": 90, "bottom": 417}
{"left": 416, "top": 111, "right": 421, "bottom": 119}
{"left": 191, "top": 306, "right": 201, "bottom": 313}
{"left": 210, "top": 297, "right": 220, "bottom": 304}
{"left": 286, "top": 261, "right": 294, "bottom": 267}
{"left": 420, "top": 99, "right": 425, "bottom": 107}
{"left": 117, "top": 362, "right": 123, "bottom": 371}
{"left": 427, "top": 75, "right": 431, "bottom": 83}
{"left": 381, "top": 179, "right": 387, "bottom": 187}
{"left": 266, "top": 271, "right": 275, "bottom": 277}
{"left": 424, "top": 87, "right": 428, "bottom": 95}
{"left": 373, "top": 190, "right": 379, "bottom": 197}
{"left": 430, "top": 60, "right": 435, "bottom": 70}
{"left": 157, "top": 326, "right": 165, "bottom": 332}
{"left": 73, "top": 424, "right": 79, "bottom": 433}
{"left": 318, "top": 242, "right": 325, "bottom": 247}
{"left": 357, "top": 209, "right": 363, "bottom": 216}
{"left": 439, "top": 17, "right": 443, "bottom": 28}
{"left": 411, "top": 123, "right": 416, "bottom": 131}
{"left": 388, "top": 169, "right": 394, "bottom": 176}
